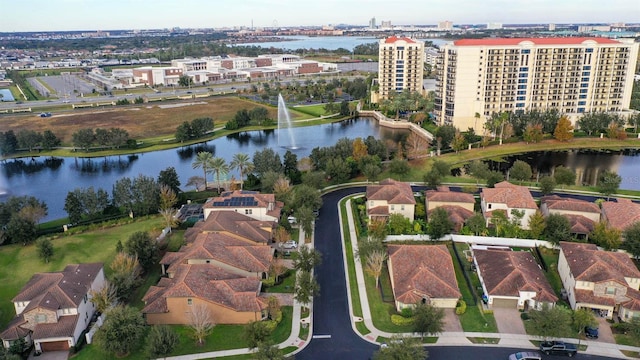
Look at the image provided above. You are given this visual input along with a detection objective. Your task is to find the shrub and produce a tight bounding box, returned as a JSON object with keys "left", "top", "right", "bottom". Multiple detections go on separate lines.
{"left": 272, "top": 310, "right": 283, "bottom": 324}
{"left": 400, "top": 307, "right": 414, "bottom": 318}
{"left": 612, "top": 322, "right": 631, "bottom": 334}
{"left": 455, "top": 300, "right": 467, "bottom": 315}
{"left": 263, "top": 320, "right": 278, "bottom": 332}
{"left": 520, "top": 312, "right": 530, "bottom": 320}
{"left": 262, "top": 278, "right": 276, "bottom": 287}
{"left": 391, "top": 314, "right": 415, "bottom": 326}
{"left": 483, "top": 309, "right": 494, "bottom": 315}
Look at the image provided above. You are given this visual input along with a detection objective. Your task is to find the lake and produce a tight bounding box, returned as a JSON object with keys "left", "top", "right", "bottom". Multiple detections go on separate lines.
{"left": 237, "top": 35, "right": 448, "bottom": 50}
{"left": 0, "top": 118, "right": 408, "bottom": 222}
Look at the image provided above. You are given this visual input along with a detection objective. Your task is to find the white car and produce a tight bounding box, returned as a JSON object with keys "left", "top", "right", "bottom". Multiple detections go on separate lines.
{"left": 508, "top": 352, "right": 541, "bottom": 360}
{"left": 282, "top": 240, "right": 298, "bottom": 249}
{"left": 287, "top": 216, "right": 297, "bottom": 224}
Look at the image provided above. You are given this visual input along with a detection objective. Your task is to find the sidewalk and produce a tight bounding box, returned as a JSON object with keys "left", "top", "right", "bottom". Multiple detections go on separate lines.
{"left": 342, "top": 198, "right": 640, "bottom": 359}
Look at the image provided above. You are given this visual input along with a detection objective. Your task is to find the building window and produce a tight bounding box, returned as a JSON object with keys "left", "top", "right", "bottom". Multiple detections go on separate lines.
{"left": 245, "top": 209, "right": 252, "bottom": 215}
{"left": 522, "top": 49, "right": 530, "bottom": 54}
{"left": 584, "top": 66, "right": 591, "bottom": 70}
{"left": 580, "top": 89, "right": 588, "bottom": 93}
{"left": 516, "top": 103, "right": 525, "bottom": 108}
{"left": 187, "top": 298, "right": 193, "bottom": 305}
{"left": 578, "top": 108, "right": 585, "bottom": 113}
{"left": 401, "top": 205, "right": 405, "bottom": 211}
{"left": 35, "top": 314, "right": 47, "bottom": 323}
{"left": 487, "top": 204, "right": 492, "bottom": 209}
{"left": 578, "top": 101, "right": 586, "bottom": 106}
{"left": 586, "top": 48, "right": 593, "bottom": 53}
{"left": 390, "top": 205, "right": 395, "bottom": 211}
{"left": 605, "top": 287, "right": 616, "bottom": 295}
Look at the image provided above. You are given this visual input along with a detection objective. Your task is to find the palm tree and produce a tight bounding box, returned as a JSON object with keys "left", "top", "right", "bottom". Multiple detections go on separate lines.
{"left": 230, "top": 153, "right": 254, "bottom": 190}
{"left": 209, "top": 157, "right": 229, "bottom": 193}
{"left": 192, "top": 151, "right": 213, "bottom": 190}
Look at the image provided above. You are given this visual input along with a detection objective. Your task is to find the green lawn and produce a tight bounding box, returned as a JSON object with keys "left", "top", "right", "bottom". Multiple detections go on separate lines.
{"left": 340, "top": 198, "right": 364, "bottom": 319}
{"left": 0, "top": 216, "right": 164, "bottom": 328}
{"left": 265, "top": 269, "right": 296, "bottom": 293}
{"left": 292, "top": 103, "right": 329, "bottom": 117}
{"left": 537, "top": 247, "right": 569, "bottom": 307}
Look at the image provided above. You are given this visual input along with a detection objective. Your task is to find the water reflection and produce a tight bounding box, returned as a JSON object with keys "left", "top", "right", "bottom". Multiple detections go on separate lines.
{"left": 1, "top": 157, "right": 64, "bottom": 178}
{"left": 68, "top": 155, "right": 139, "bottom": 174}
{"left": 176, "top": 144, "right": 217, "bottom": 161}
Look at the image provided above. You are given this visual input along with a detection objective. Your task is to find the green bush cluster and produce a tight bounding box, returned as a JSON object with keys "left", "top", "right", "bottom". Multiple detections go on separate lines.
{"left": 391, "top": 314, "right": 415, "bottom": 326}
{"left": 262, "top": 278, "right": 276, "bottom": 287}
{"left": 520, "top": 312, "right": 530, "bottom": 320}
{"left": 455, "top": 300, "right": 467, "bottom": 315}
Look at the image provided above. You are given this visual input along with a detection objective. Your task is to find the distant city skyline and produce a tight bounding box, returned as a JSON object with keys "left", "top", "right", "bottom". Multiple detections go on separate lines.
{"left": 1, "top": 0, "right": 638, "bottom": 32}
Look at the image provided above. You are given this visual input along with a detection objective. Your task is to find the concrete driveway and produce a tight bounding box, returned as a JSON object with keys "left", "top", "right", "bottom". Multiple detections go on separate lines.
{"left": 493, "top": 308, "right": 526, "bottom": 335}
{"left": 443, "top": 308, "right": 463, "bottom": 332}
{"left": 592, "top": 317, "right": 615, "bottom": 344}
{"left": 28, "top": 351, "right": 68, "bottom": 360}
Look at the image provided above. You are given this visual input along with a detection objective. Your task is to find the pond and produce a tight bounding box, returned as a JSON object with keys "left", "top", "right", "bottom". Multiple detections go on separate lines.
{"left": 0, "top": 118, "right": 408, "bottom": 221}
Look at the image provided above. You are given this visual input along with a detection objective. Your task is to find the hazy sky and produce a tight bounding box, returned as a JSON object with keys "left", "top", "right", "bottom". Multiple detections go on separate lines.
{"left": 2, "top": 0, "right": 638, "bottom": 32}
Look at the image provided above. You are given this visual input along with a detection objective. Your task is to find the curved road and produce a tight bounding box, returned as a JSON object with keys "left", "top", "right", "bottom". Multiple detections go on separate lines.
{"left": 296, "top": 186, "right": 621, "bottom": 360}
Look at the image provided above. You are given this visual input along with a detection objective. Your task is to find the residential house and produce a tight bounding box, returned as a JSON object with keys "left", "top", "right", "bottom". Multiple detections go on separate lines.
{"left": 387, "top": 245, "right": 461, "bottom": 311}
{"left": 601, "top": 199, "right": 640, "bottom": 233}
{"left": 202, "top": 190, "right": 283, "bottom": 222}
{"left": 1, "top": 263, "right": 105, "bottom": 353}
{"left": 143, "top": 264, "right": 266, "bottom": 325}
{"left": 558, "top": 242, "right": 640, "bottom": 320}
{"left": 185, "top": 211, "right": 275, "bottom": 245}
{"left": 473, "top": 249, "right": 557, "bottom": 309}
{"left": 480, "top": 181, "right": 537, "bottom": 229}
{"left": 366, "top": 179, "right": 416, "bottom": 221}
{"left": 425, "top": 187, "right": 476, "bottom": 232}
{"left": 540, "top": 195, "right": 601, "bottom": 237}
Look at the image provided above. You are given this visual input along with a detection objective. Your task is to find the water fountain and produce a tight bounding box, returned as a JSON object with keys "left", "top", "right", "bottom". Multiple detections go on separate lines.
{"left": 277, "top": 93, "right": 299, "bottom": 150}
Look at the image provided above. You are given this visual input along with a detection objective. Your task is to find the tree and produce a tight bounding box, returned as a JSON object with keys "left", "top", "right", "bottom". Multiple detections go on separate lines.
{"left": 590, "top": 222, "right": 621, "bottom": 250}
{"left": 539, "top": 176, "right": 556, "bottom": 195}
{"left": 373, "top": 336, "right": 427, "bottom": 360}
{"left": 283, "top": 150, "right": 301, "bottom": 184}
{"left": 435, "top": 124, "right": 456, "bottom": 149}
{"left": 405, "top": 132, "right": 430, "bottom": 159}
{"left": 597, "top": 170, "right": 621, "bottom": 199}
{"left": 158, "top": 167, "right": 181, "bottom": 194}
{"left": 186, "top": 176, "right": 205, "bottom": 191}
{"left": 486, "top": 171, "right": 504, "bottom": 188}
{"left": 109, "top": 252, "right": 140, "bottom": 301}
{"left": 465, "top": 212, "right": 487, "bottom": 236}
{"left": 147, "top": 325, "right": 179, "bottom": 359}
{"left": 131, "top": 174, "right": 160, "bottom": 216}
{"left": 423, "top": 168, "right": 442, "bottom": 188}
{"left": 269, "top": 257, "right": 288, "bottom": 283}
{"left": 389, "top": 159, "right": 410, "bottom": 177}
{"left": 125, "top": 231, "right": 158, "bottom": 271}
{"left": 0, "top": 130, "right": 17, "bottom": 156}
{"left": 243, "top": 321, "right": 271, "bottom": 349}
{"left": 89, "top": 281, "right": 117, "bottom": 314}
{"left": 208, "top": 157, "right": 229, "bottom": 192}
{"left": 388, "top": 213, "right": 412, "bottom": 235}
{"left": 467, "top": 160, "right": 490, "bottom": 184}
{"left": 509, "top": 160, "right": 532, "bottom": 183}
{"left": 352, "top": 137, "right": 368, "bottom": 161}
{"left": 554, "top": 115, "right": 574, "bottom": 142}
{"left": 16, "top": 129, "right": 42, "bottom": 152}
{"left": 523, "top": 123, "right": 544, "bottom": 143}
{"left": 364, "top": 249, "right": 387, "bottom": 288}
{"left": 175, "top": 121, "right": 193, "bottom": 142}
{"left": 431, "top": 160, "right": 450, "bottom": 178}
{"left": 294, "top": 271, "right": 320, "bottom": 311}
{"left": 178, "top": 75, "right": 193, "bottom": 87}
{"left": 94, "top": 305, "right": 146, "bottom": 357}
{"left": 254, "top": 342, "right": 285, "bottom": 360}
{"left": 362, "top": 163, "right": 382, "bottom": 182}
{"left": 231, "top": 153, "right": 254, "bottom": 190}
{"left": 41, "top": 130, "right": 61, "bottom": 150}
{"left": 112, "top": 177, "right": 134, "bottom": 214}
{"left": 253, "top": 148, "right": 283, "bottom": 177}
{"left": 413, "top": 302, "right": 445, "bottom": 338}
{"left": 572, "top": 308, "right": 597, "bottom": 343}
{"left": 192, "top": 151, "right": 214, "bottom": 189}
{"left": 64, "top": 191, "right": 83, "bottom": 224}
{"left": 451, "top": 131, "right": 467, "bottom": 153}
{"left": 191, "top": 117, "right": 214, "bottom": 138}
{"left": 427, "top": 207, "right": 453, "bottom": 240}
{"left": 295, "top": 206, "right": 315, "bottom": 240}
{"left": 5, "top": 216, "right": 37, "bottom": 245}
{"left": 528, "top": 304, "right": 572, "bottom": 340}
{"left": 293, "top": 245, "right": 322, "bottom": 272}
{"left": 188, "top": 303, "right": 214, "bottom": 345}
{"left": 159, "top": 184, "right": 178, "bottom": 211}
{"left": 554, "top": 166, "right": 576, "bottom": 188}
{"left": 292, "top": 185, "right": 323, "bottom": 212}
{"left": 543, "top": 214, "right": 572, "bottom": 244}
{"left": 528, "top": 211, "right": 547, "bottom": 239}
{"left": 325, "top": 157, "right": 352, "bottom": 184}
{"left": 623, "top": 223, "right": 640, "bottom": 258}
{"left": 72, "top": 128, "right": 95, "bottom": 151}
{"left": 36, "top": 238, "right": 53, "bottom": 263}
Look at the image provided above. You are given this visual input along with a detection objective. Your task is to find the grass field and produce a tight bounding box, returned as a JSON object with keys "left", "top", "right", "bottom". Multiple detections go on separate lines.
{"left": 0, "top": 216, "right": 164, "bottom": 328}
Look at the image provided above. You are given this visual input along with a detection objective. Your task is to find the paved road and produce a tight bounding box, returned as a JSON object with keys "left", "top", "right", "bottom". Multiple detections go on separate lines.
{"left": 296, "top": 186, "right": 622, "bottom": 360}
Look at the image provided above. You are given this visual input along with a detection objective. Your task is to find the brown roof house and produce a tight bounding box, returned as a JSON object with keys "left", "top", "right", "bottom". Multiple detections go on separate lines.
{"left": 366, "top": 179, "right": 416, "bottom": 222}
{"left": 143, "top": 264, "right": 267, "bottom": 325}
{"left": 184, "top": 211, "right": 275, "bottom": 245}
{"left": 558, "top": 242, "right": 640, "bottom": 320}
{"left": 202, "top": 190, "right": 283, "bottom": 222}
{"left": 480, "top": 181, "right": 538, "bottom": 230}
{"left": 473, "top": 249, "right": 557, "bottom": 309}
{"left": 1, "top": 263, "right": 105, "bottom": 353}
{"left": 601, "top": 199, "right": 640, "bottom": 233}
{"left": 540, "top": 195, "right": 601, "bottom": 236}
{"left": 387, "top": 245, "right": 461, "bottom": 311}
{"left": 426, "top": 187, "right": 476, "bottom": 232}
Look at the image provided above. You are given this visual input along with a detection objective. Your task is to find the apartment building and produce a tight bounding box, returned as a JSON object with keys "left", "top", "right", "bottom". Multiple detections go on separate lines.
{"left": 434, "top": 37, "right": 639, "bottom": 132}
{"left": 132, "top": 66, "right": 183, "bottom": 86}
{"left": 374, "top": 36, "right": 425, "bottom": 102}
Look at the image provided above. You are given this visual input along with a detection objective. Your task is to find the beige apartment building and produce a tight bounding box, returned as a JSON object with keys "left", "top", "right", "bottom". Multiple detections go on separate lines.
{"left": 434, "top": 37, "right": 639, "bottom": 132}
{"left": 373, "top": 36, "right": 424, "bottom": 102}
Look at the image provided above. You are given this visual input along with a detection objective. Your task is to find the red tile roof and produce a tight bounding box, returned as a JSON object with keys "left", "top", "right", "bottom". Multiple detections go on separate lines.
{"left": 388, "top": 245, "right": 461, "bottom": 305}
{"left": 366, "top": 178, "right": 416, "bottom": 205}
{"left": 32, "top": 314, "right": 78, "bottom": 340}
{"left": 474, "top": 249, "right": 557, "bottom": 302}
{"left": 185, "top": 211, "right": 274, "bottom": 244}
{"left": 575, "top": 289, "right": 616, "bottom": 307}
{"left": 426, "top": 187, "right": 475, "bottom": 204}
{"left": 601, "top": 199, "right": 640, "bottom": 231}
{"left": 428, "top": 205, "right": 474, "bottom": 233}
{"left": 541, "top": 195, "right": 600, "bottom": 214}
{"left": 385, "top": 36, "right": 416, "bottom": 44}
{"left": 142, "top": 264, "right": 265, "bottom": 315}
{"left": 481, "top": 181, "right": 537, "bottom": 209}
{"left": 0, "top": 315, "right": 30, "bottom": 341}
{"left": 622, "top": 288, "right": 640, "bottom": 311}
{"left": 453, "top": 37, "right": 621, "bottom": 46}
{"left": 565, "top": 214, "right": 596, "bottom": 235}
{"left": 560, "top": 242, "right": 640, "bottom": 284}
{"left": 203, "top": 190, "right": 283, "bottom": 220}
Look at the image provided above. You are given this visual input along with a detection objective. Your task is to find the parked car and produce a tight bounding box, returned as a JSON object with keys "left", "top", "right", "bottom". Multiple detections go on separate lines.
{"left": 39, "top": 112, "right": 52, "bottom": 118}
{"left": 287, "top": 216, "right": 297, "bottom": 224}
{"left": 585, "top": 326, "right": 599, "bottom": 339}
{"left": 508, "top": 352, "right": 541, "bottom": 360}
{"left": 539, "top": 341, "right": 577, "bottom": 357}
{"left": 282, "top": 240, "right": 298, "bottom": 249}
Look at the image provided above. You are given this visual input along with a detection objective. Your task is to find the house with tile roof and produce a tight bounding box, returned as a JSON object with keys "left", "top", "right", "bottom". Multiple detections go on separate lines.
{"left": 425, "top": 187, "right": 476, "bottom": 232}
{"left": 540, "top": 195, "right": 601, "bottom": 237}
{"left": 387, "top": 245, "right": 461, "bottom": 311}
{"left": 366, "top": 179, "right": 416, "bottom": 222}
{"left": 185, "top": 210, "right": 275, "bottom": 245}
{"left": 558, "top": 242, "right": 640, "bottom": 320}
{"left": 480, "top": 181, "right": 538, "bottom": 230}
{"left": 473, "top": 249, "right": 557, "bottom": 309}
{"left": 1, "top": 263, "right": 105, "bottom": 353}
{"left": 143, "top": 264, "right": 266, "bottom": 325}
{"left": 202, "top": 190, "right": 283, "bottom": 222}
{"left": 601, "top": 199, "right": 640, "bottom": 233}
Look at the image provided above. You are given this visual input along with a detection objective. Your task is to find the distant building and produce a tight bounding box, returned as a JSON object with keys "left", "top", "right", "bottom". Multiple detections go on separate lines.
{"left": 487, "top": 22, "right": 503, "bottom": 30}
{"left": 380, "top": 20, "right": 392, "bottom": 29}
{"left": 548, "top": 23, "right": 556, "bottom": 31}
{"left": 434, "top": 37, "right": 639, "bottom": 132}
{"left": 369, "top": 17, "right": 377, "bottom": 29}
{"left": 373, "top": 36, "right": 424, "bottom": 102}
{"left": 132, "top": 66, "right": 182, "bottom": 86}
{"left": 424, "top": 47, "right": 440, "bottom": 67}
{"left": 438, "top": 21, "right": 453, "bottom": 31}
{"left": 578, "top": 25, "right": 611, "bottom": 33}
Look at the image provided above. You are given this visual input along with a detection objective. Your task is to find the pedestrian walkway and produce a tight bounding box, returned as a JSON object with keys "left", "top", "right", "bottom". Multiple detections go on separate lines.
{"left": 342, "top": 197, "right": 640, "bottom": 359}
